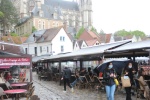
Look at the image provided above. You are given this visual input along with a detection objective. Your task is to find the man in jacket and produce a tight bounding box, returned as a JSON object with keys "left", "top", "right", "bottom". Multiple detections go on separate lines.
{"left": 61, "top": 65, "right": 74, "bottom": 92}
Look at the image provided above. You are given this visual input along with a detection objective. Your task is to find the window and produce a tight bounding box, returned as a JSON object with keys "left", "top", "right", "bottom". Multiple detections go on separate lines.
{"left": 40, "top": 46, "right": 42, "bottom": 53}
{"left": 61, "top": 45, "right": 64, "bottom": 52}
{"left": 60, "top": 36, "right": 65, "bottom": 41}
{"left": 43, "top": 22, "right": 45, "bottom": 29}
{"left": 60, "top": 36, "right": 62, "bottom": 41}
{"left": 47, "top": 46, "right": 49, "bottom": 53}
{"left": 34, "top": 47, "right": 37, "bottom": 56}
{"left": 38, "top": 21, "right": 41, "bottom": 30}
{"left": 63, "top": 37, "right": 65, "bottom": 41}
{"left": 25, "top": 48, "right": 28, "bottom": 54}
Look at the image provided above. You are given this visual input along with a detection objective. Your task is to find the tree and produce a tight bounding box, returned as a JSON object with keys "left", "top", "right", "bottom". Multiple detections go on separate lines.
{"left": 10, "top": 32, "right": 18, "bottom": 36}
{"left": 114, "top": 29, "right": 146, "bottom": 38}
{"left": 100, "top": 29, "right": 105, "bottom": 34}
{"left": 75, "top": 27, "right": 84, "bottom": 39}
{"left": 91, "top": 26, "right": 98, "bottom": 34}
{"left": 0, "top": 0, "right": 18, "bottom": 36}
{"left": 0, "top": 11, "right": 4, "bottom": 17}
{"left": 32, "top": 26, "right": 37, "bottom": 33}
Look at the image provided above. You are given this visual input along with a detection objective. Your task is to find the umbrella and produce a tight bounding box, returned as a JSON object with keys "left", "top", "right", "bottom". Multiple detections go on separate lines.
{"left": 95, "top": 60, "right": 138, "bottom": 75}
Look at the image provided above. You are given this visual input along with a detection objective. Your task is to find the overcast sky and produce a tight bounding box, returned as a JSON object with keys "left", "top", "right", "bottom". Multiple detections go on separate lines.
{"left": 92, "top": 0, "right": 150, "bottom": 35}
{"left": 67, "top": 0, "right": 150, "bottom": 35}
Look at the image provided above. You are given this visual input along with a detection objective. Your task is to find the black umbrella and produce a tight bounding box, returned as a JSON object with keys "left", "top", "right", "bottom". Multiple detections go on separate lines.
{"left": 95, "top": 60, "right": 138, "bottom": 75}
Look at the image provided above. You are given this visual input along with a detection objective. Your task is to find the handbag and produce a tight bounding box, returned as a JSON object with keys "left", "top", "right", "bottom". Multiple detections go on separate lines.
{"left": 121, "top": 76, "right": 131, "bottom": 87}
{"left": 114, "top": 78, "right": 119, "bottom": 86}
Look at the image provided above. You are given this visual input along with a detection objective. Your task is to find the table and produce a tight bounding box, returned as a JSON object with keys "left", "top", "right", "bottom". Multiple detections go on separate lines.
{"left": 4, "top": 89, "right": 27, "bottom": 100}
{"left": 11, "top": 83, "right": 27, "bottom": 89}
{"left": 11, "top": 83, "right": 27, "bottom": 87}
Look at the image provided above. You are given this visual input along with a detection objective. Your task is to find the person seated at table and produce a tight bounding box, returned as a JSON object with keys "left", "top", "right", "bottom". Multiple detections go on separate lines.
{"left": 0, "top": 72, "right": 5, "bottom": 83}
{"left": 74, "top": 68, "right": 79, "bottom": 78}
{"left": 70, "top": 68, "right": 87, "bottom": 87}
{"left": 88, "top": 67, "right": 93, "bottom": 77}
{"left": 137, "top": 68, "right": 150, "bottom": 99}
{"left": 5, "top": 72, "right": 12, "bottom": 82}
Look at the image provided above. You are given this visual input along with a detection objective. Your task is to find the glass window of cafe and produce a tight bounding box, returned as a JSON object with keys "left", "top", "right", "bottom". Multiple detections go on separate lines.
{"left": 0, "top": 65, "right": 30, "bottom": 83}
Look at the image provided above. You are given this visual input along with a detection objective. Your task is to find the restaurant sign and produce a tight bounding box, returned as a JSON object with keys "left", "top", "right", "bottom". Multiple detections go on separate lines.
{"left": 0, "top": 58, "right": 30, "bottom": 66}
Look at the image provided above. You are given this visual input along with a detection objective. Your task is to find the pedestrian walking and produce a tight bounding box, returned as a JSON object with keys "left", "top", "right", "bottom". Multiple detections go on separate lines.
{"left": 122, "top": 62, "right": 136, "bottom": 100}
{"left": 103, "top": 62, "right": 117, "bottom": 100}
{"left": 61, "top": 65, "right": 74, "bottom": 93}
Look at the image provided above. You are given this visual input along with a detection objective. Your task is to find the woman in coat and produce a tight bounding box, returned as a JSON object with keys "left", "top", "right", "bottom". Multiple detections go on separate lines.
{"left": 103, "top": 62, "right": 117, "bottom": 100}
{"left": 123, "top": 62, "right": 136, "bottom": 100}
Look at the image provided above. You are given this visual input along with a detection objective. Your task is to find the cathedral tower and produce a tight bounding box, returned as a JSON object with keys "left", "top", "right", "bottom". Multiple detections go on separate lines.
{"left": 79, "top": 0, "right": 93, "bottom": 29}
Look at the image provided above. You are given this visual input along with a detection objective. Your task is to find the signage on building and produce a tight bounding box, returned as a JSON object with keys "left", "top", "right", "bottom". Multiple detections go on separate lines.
{"left": 0, "top": 58, "right": 30, "bottom": 66}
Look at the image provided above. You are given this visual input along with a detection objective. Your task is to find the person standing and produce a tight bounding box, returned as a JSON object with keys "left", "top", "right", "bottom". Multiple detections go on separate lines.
{"left": 61, "top": 65, "right": 73, "bottom": 92}
{"left": 103, "top": 62, "right": 117, "bottom": 100}
{"left": 123, "top": 62, "right": 136, "bottom": 100}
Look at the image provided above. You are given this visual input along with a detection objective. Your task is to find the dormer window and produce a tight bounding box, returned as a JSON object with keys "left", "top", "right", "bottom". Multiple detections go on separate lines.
{"left": 39, "top": 11, "right": 43, "bottom": 17}
{"left": 53, "top": 13, "right": 57, "bottom": 19}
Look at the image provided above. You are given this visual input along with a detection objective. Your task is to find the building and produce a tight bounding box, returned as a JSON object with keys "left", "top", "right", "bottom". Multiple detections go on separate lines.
{"left": 14, "top": 0, "right": 93, "bottom": 35}
{"left": 73, "top": 40, "right": 87, "bottom": 51}
{"left": 22, "top": 27, "right": 73, "bottom": 56}
{"left": 78, "top": 29, "right": 101, "bottom": 46}
{"left": 15, "top": 16, "right": 63, "bottom": 36}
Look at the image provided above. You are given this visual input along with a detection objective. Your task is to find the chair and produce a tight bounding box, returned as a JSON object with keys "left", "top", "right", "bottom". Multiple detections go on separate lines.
{"left": 5, "top": 81, "right": 13, "bottom": 89}
{"left": 136, "top": 77, "right": 150, "bottom": 100}
{"left": 0, "top": 87, "right": 8, "bottom": 100}
{"left": 21, "top": 86, "right": 35, "bottom": 100}
{"left": 84, "top": 75, "right": 95, "bottom": 90}
{"left": 30, "top": 95, "right": 40, "bottom": 100}
{"left": 76, "top": 76, "right": 87, "bottom": 89}
{"left": 93, "top": 76, "right": 105, "bottom": 91}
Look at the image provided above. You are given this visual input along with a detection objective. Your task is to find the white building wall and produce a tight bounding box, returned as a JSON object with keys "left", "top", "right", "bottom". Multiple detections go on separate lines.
{"left": 51, "top": 28, "right": 73, "bottom": 55}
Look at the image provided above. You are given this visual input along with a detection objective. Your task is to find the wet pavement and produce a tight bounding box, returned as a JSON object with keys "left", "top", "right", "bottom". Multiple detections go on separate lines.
{"left": 4, "top": 72, "right": 138, "bottom": 100}
{"left": 32, "top": 72, "right": 137, "bottom": 100}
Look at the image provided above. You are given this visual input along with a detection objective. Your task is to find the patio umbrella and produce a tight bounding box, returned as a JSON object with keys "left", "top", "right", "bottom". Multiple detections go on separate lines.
{"left": 95, "top": 60, "right": 138, "bottom": 75}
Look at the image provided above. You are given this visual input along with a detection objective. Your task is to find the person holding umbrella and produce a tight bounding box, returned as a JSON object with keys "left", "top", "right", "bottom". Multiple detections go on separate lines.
{"left": 103, "top": 62, "right": 117, "bottom": 100}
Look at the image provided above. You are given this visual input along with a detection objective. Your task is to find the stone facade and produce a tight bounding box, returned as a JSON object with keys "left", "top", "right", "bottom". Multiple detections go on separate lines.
{"left": 15, "top": 16, "right": 63, "bottom": 35}
{"left": 13, "top": 0, "right": 93, "bottom": 35}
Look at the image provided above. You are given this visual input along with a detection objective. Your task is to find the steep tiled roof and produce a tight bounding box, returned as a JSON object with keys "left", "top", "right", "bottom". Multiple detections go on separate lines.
{"left": 99, "top": 34, "right": 112, "bottom": 43}
{"left": 24, "top": 30, "right": 46, "bottom": 43}
{"left": 0, "top": 42, "right": 24, "bottom": 54}
{"left": 44, "top": 0, "right": 79, "bottom": 11}
{"left": 36, "top": 27, "right": 62, "bottom": 43}
{"left": 85, "top": 39, "right": 98, "bottom": 46}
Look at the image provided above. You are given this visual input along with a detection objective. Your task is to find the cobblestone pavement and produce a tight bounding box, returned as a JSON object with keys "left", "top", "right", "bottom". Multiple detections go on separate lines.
{"left": 4, "top": 72, "right": 138, "bottom": 100}
{"left": 32, "top": 72, "right": 138, "bottom": 100}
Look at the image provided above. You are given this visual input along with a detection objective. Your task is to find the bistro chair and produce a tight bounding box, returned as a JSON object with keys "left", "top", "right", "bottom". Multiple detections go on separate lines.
{"left": 0, "top": 87, "right": 8, "bottom": 100}
{"left": 84, "top": 75, "right": 95, "bottom": 90}
{"left": 5, "top": 81, "right": 13, "bottom": 90}
{"left": 136, "top": 79, "right": 150, "bottom": 100}
{"left": 30, "top": 95, "right": 40, "bottom": 100}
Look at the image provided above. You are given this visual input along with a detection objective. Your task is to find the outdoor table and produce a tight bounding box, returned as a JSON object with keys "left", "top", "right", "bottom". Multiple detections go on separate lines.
{"left": 11, "top": 83, "right": 27, "bottom": 89}
{"left": 4, "top": 89, "right": 27, "bottom": 100}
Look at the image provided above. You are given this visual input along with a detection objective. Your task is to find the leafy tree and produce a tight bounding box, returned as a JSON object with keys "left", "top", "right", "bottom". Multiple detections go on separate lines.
{"left": 114, "top": 29, "right": 146, "bottom": 38}
{"left": 75, "top": 27, "right": 84, "bottom": 39}
{"left": 100, "top": 29, "right": 105, "bottom": 34}
{"left": 0, "top": 11, "right": 4, "bottom": 17}
{"left": 32, "top": 26, "right": 37, "bottom": 33}
{"left": 10, "top": 32, "right": 18, "bottom": 36}
{"left": 91, "top": 26, "right": 98, "bottom": 34}
{"left": 0, "top": 0, "right": 18, "bottom": 35}
{"left": 22, "top": 33, "right": 30, "bottom": 37}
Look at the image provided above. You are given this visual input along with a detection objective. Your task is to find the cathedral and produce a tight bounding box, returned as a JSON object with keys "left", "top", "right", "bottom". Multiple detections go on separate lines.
{"left": 13, "top": 0, "right": 93, "bottom": 35}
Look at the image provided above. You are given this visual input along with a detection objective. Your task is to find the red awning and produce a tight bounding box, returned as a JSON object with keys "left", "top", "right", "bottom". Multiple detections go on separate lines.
{"left": 0, "top": 66, "right": 11, "bottom": 69}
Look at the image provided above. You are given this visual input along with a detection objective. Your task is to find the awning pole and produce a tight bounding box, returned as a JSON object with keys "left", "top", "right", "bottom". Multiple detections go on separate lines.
{"left": 149, "top": 51, "right": 150, "bottom": 65}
